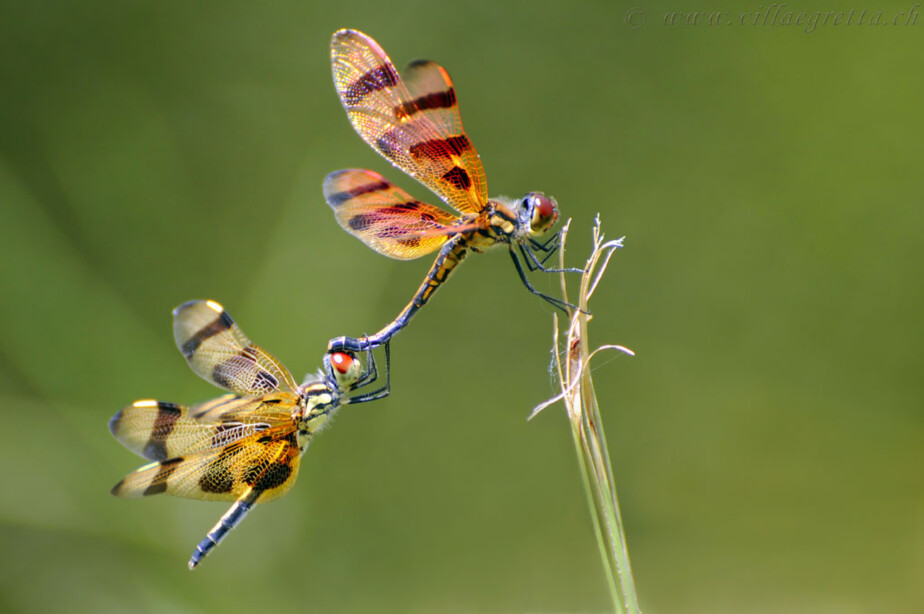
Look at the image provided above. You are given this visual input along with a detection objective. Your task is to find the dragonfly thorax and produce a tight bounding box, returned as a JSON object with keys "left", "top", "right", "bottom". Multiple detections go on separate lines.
{"left": 483, "top": 199, "right": 520, "bottom": 241}
{"left": 292, "top": 349, "right": 364, "bottom": 436}
{"left": 292, "top": 381, "right": 342, "bottom": 450}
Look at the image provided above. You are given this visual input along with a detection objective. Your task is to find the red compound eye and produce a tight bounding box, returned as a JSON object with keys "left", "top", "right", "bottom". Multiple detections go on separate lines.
{"left": 527, "top": 193, "right": 558, "bottom": 235}
{"left": 330, "top": 352, "right": 355, "bottom": 374}
{"left": 534, "top": 193, "right": 557, "bottom": 221}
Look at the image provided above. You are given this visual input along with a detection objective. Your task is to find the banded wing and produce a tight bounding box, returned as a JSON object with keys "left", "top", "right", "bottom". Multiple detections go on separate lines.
{"left": 174, "top": 300, "right": 298, "bottom": 397}
{"left": 187, "top": 393, "right": 297, "bottom": 423}
{"left": 109, "top": 394, "right": 299, "bottom": 461}
{"left": 110, "top": 421, "right": 301, "bottom": 503}
{"left": 324, "top": 169, "right": 461, "bottom": 260}
{"left": 331, "top": 29, "right": 488, "bottom": 216}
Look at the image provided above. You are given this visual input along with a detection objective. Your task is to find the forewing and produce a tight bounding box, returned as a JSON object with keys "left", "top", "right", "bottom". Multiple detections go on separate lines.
{"left": 109, "top": 395, "right": 297, "bottom": 461}
{"left": 331, "top": 29, "right": 488, "bottom": 216}
{"left": 187, "top": 393, "right": 298, "bottom": 423}
{"left": 111, "top": 423, "right": 302, "bottom": 503}
{"left": 173, "top": 300, "right": 298, "bottom": 396}
{"left": 324, "top": 168, "right": 456, "bottom": 260}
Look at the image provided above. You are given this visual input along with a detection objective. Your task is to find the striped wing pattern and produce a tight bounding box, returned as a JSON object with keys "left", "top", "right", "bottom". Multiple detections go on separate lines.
{"left": 109, "top": 395, "right": 298, "bottom": 461}
{"left": 110, "top": 421, "right": 301, "bottom": 504}
{"left": 324, "top": 168, "right": 458, "bottom": 260}
{"left": 108, "top": 300, "right": 381, "bottom": 568}
{"left": 173, "top": 300, "right": 298, "bottom": 397}
{"left": 188, "top": 394, "right": 294, "bottom": 423}
{"left": 331, "top": 29, "right": 488, "bottom": 216}
{"left": 111, "top": 300, "right": 305, "bottom": 504}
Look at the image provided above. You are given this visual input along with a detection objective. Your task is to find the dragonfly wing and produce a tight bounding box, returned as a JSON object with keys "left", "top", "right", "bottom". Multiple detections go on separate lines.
{"left": 111, "top": 423, "right": 301, "bottom": 503}
{"left": 173, "top": 300, "right": 298, "bottom": 396}
{"left": 331, "top": 29, "right": 488, "bottom": 216}
{"left": 109, "top": 395, "right": 296, "bottom": 461}
{"left": 325, "top": 168, "right": 457, "bottom": 260}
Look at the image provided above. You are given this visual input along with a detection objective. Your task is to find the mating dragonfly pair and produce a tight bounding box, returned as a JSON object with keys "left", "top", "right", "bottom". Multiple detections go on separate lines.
{"left": 110, "top": 29, "right": 578, "bottom": 569}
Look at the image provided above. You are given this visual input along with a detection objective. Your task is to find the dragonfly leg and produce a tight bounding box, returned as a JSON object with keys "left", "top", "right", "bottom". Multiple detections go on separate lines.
{"left": 508, "top": 247, "right": 586, "bottom": 314}
{"left": 346, "top": 339, "right": 378, "bottom": 389}
{"left": 521, "top": 236, "right": 584, "bottom": 274}
{"left": 347, "top": 342, "right": 391, "bottom": 404}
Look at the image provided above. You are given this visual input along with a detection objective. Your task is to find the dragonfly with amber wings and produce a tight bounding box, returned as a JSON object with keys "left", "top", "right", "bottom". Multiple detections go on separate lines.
{"left": 109, "top": 300, "right": 390, "bottom": 569}
{"left": 324, "top": 29, "right": 580, "bottom": 353}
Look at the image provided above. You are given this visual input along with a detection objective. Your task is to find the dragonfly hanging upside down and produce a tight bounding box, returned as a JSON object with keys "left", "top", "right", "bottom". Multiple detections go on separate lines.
{"left": 109, "top": 300, "right": 390, "bottom": 569}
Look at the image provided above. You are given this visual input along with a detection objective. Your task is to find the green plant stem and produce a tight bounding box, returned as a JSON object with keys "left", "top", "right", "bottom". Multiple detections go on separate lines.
{"left": 537, "top": 219, "right": 640, "bottom": 613}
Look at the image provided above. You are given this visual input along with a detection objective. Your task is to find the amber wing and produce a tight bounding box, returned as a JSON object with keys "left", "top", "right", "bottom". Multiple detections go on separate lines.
{"left": 173, "top": 300, "right": 298, "bottom": 397}
{"left": 110, "top": 419, "right": 301, "bottom": 504}
{"left": 324, "top": 168, "right": 466, "bottom": 260}
{"left": 330, "top": 29, "right": 488, "bottom": 216}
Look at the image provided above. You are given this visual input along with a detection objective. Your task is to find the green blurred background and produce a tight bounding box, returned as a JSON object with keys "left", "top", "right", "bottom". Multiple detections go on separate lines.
{"left": 1, "top": 1, "right": 921, "bottom": 612}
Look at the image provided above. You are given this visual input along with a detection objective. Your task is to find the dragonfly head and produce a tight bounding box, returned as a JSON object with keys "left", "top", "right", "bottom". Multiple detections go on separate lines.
{"left": 519, "top": 192, "right": 559, "bottom": 237}
{"left": 324, "top": 350, "right": 363, "bottom": 389}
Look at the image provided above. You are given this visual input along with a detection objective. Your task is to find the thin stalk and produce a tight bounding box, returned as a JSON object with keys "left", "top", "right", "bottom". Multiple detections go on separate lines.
{"left": 530, "top": 217, "right": 640, "bottom": 613}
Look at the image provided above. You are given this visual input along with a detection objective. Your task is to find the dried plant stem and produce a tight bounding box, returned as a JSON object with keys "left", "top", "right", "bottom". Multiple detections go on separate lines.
{"left": 530, "top": 218, "right": 640, "bottom": 613}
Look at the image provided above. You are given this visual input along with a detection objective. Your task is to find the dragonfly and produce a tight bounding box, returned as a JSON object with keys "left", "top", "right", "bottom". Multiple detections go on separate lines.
{"left": 324, "top": 29, "right": 579, "bottom": 353}
{"left": 109, "top": 299, "right": 390, "bottom": 569}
